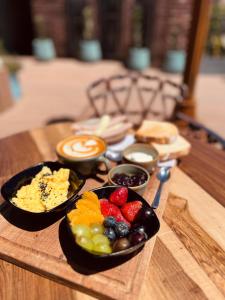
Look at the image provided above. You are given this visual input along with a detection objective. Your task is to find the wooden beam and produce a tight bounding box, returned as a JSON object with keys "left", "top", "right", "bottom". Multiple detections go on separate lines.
{"left": 182, "top": 0, "right": 212, "bottom": 117}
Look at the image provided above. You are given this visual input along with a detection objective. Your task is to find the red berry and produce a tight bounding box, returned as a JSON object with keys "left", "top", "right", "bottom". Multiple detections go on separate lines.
{"left": 121, "top": 201, "right": 142, "bottom": 223}
{"left": 100, "top": 199, "right": 130, "bottom": 227}
{"left": 109, "top": 187, "right": 128, "bottom": 206}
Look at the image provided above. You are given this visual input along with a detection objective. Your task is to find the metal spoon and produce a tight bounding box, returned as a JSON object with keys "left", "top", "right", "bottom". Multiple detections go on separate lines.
{"left": 151, "top": 167, "right": 171, "bottom": 209}
{"left": 105, "top": 150, "right": 122, "bottom": 162}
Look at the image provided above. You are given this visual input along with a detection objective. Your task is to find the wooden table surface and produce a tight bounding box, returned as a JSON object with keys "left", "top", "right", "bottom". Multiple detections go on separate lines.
{"left": 0, "top": 123, "right": 225, "bottom": 300}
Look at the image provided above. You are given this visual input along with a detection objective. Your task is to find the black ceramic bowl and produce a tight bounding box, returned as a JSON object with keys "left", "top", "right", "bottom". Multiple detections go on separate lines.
{"left": 1, "top": 161, "right": 85, "bottom": 215}
{"left": 67, "top": 186, "right": 160, "bottom": 258}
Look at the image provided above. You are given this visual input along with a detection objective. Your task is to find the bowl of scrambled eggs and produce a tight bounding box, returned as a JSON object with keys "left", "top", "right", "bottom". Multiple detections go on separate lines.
{"left": 1, "top": 161, "right": 85, "bottom": 215}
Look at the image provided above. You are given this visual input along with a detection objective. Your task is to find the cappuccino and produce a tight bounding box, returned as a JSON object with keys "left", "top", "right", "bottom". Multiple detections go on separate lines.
{"left": 56, "top": 135, "right": 106, "bottom": 161}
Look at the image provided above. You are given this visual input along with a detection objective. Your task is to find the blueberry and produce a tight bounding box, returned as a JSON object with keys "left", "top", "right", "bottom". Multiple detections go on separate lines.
{"left": 115, "top": 222, "right": 129, "bottom": 237}
{"left": 104, "top": 227, "right": 116, "bottom": 241}
{"left": 104, "top": 216, "right": 116, "bottom": 228}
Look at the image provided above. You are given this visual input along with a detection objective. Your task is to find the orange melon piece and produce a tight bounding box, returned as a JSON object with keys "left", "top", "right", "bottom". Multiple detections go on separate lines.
{"left": 76, "top": 199, "right": 99, "bottom": 212}
{"left": 82, "top": 191, "right": 100, "bottom": 207}
{"left": 67, "top": 191, "right": 103, "bottom": 226}
{"left": 70, "top": 210, "right": 104, "bottom": 226}
{"left": 67, "top": 209, "right": 78, "bottom": 222}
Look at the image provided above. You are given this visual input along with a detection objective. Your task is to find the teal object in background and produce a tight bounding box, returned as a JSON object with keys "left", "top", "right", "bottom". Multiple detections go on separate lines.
{"left": 32, "top": 38, "right": 56, "bottom": 61}
{"left": 9, "top": 73, "right": 21, "bottom": 101}
{"left": 128, "top": 47, "right": 150, "bottom": 71}
{"left": 79, "top": 40, "right": 102, "bottom": 62}
{"left": 163, "top": 50, "right": 186, "bottom": 73}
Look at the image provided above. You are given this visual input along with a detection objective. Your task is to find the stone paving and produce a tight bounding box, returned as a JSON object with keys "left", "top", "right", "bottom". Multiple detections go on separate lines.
{"left": 0, "top": 57, "right": 224, "bottom": 139}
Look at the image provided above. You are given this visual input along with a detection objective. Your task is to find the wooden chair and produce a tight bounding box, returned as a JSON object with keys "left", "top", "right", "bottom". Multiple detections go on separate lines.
{"left": 87, "top": 72, "right": 187, "bottom": 126}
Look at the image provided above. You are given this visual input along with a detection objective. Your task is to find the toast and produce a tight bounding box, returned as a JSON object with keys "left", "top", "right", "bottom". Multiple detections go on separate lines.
{"left": 152, "top": 135, "right": 191, "bottom": 161}
{"left": 135, "top": 121, "right": 179, "bottom": 144}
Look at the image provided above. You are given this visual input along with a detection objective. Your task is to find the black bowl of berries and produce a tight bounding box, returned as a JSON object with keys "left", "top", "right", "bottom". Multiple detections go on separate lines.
{"left": 66, "top": 186, "right": 160, "bottom": 258}
{"left": 108, "top": 164, "right": 150, "bottom": 195}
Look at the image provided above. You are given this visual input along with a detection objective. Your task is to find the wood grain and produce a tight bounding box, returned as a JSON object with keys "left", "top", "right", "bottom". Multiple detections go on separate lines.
{"left": 146, "top": 238, "right": 208, "bottom": 300}
{"left": 179, "top": 136, "right": 225, "bottom": 208}
{"left": 163, "top": 194, "right": 225, "bottom": 296}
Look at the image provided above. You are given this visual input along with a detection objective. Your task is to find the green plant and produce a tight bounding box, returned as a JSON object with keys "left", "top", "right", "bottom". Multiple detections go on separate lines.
{"left": 82, "top": 5, "right": 95, "bottom": 40}
{"left": 34, "top": 15, "right": 48, "bottom": 39}
{"left": 4, "top": 56, "right": 22, "bottom": 74}
{"left": 132, "top": 4, "right": 143, "bottom": 47}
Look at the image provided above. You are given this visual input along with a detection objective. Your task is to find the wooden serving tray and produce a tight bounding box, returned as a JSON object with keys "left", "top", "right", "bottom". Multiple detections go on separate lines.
{"left": 0, "top": 173, "right": 169, "bottom": 300}
{"left": 0, "top": 126, "right": 171, "bottom": 300}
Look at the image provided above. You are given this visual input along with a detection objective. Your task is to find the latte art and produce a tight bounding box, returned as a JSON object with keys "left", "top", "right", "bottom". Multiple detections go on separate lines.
{"left": 57, "top": 135, "right": 106, "bottom": 160}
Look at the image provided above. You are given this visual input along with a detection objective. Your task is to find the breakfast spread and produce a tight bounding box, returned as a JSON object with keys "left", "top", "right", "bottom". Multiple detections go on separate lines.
{"left": 4, "top": 118, "right": 188, "bottom": 261}
{"left": 56, "top": 135, "right": 106, "bottom": 160}
{"left": 11, "top": 167, "right": 70, "bottom": 212}
{"left": 68, "top": 188, "right": 152, "bottom": 255}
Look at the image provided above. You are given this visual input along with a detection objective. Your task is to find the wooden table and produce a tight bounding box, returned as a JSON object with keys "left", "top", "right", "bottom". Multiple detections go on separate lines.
{"left": 0, "top": 123, "right": 225, "bottom": 300}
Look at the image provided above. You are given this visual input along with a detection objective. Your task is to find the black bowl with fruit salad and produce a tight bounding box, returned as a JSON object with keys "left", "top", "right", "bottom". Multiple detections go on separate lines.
{"left": 66, "top": 186, "right": 160, "bottom": 258}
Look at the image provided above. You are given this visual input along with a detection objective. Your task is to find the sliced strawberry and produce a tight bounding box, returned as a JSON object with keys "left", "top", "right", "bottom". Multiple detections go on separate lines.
{"left": 109, "top": 187, "right": 128, "bottom": 206}
{"left": 121, "top": 201, "right": 142, "bottom": 223}
{"left": 100, "top": 199, "right": 130, "bottom": 227}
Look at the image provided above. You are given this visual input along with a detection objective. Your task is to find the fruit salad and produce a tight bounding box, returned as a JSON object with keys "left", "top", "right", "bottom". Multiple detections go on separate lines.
{"left": 67, "top": 188, "right": 152, "bottom": 255}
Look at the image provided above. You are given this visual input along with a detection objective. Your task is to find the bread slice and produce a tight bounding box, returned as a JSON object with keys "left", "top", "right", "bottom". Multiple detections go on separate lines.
{"left": 135, "top": 121, "right": 179, "bottom": 144}
{"left": 152, "top": 135, "right": 191, "bottom": 161}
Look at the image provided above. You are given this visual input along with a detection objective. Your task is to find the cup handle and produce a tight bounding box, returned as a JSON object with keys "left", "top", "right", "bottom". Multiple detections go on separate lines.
{"left": 96, "top": 156, "right": 111, "bottom": 175}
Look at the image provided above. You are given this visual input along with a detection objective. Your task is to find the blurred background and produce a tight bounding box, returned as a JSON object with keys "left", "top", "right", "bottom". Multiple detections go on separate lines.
{"left": 0, "top": 0, "right": 224, "bottom": 139}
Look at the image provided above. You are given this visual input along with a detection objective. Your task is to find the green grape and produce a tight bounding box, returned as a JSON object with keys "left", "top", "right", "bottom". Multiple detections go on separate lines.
{"left": 71, "top": 224, "right": 91, "bottom": 238}
{"left": 92, "top": 234, "right": 110, "bottom": 245}
{"left": 90, "top": 223, "right": 104, "bottom": 235}
{"left": 93, "top": 243, "right": 112, "bottom": 254}
{"left": 76, "top": 236, "right": 94, "bottom": 251}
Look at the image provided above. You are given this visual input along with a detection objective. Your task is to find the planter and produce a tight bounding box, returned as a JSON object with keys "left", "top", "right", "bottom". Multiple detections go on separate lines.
{"left": 32, "top": 38, "right": 56, "bottom": 61}
{"left": 79, "top": 40, "right": 102, "bottom": 62}
{"left": 163, "top": 50, "right": 186, "bottom": 73}
{"left": 128, "top": 47, "right": 150, "bottom": 71}
{"left": 9, "top": 73, "right": 21, "bottom": 101}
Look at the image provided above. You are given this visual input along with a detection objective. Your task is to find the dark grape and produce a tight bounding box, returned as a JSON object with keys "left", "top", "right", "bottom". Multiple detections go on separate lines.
{"left": 131, "top": 223, "right": 146, "bottom": 235}
{"left": 113, "top": 238, "right": 130, "bottom": 251}
{"left": 136, "top": 207, "right": 154, "bottom": 223}
{"left": 129, "top": 231, "right": 147, "bottom": 245}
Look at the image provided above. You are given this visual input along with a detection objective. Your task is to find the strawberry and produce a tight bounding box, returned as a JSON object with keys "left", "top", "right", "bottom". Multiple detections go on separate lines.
{"left": 121, "top": 201, "right": 142, "bottom": 223}
{"left": 109, "top": 187, "right": 128, "bottom": 206}
{"left": 100, "top": 199, "right": 130, "bottom": 227}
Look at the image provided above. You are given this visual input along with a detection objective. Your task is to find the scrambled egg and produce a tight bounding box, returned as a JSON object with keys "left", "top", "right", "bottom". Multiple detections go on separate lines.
{"left": 11, "top": 167, "right": 70, "bottom": 212}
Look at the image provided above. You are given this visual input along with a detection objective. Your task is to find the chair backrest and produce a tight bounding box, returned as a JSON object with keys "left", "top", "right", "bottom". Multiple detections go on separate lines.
{"left": 87, "top": 72, "right": 187, "bottom": 125}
